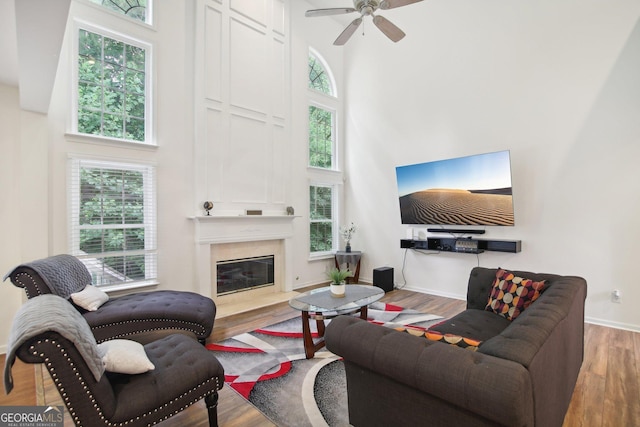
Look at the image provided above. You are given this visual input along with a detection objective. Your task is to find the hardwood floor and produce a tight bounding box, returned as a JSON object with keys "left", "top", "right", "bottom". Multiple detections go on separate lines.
{"left": 2, "top": 289, "right": 639, "bottom": 427}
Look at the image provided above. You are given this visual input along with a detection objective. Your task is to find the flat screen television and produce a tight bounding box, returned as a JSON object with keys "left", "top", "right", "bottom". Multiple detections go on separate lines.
{"left": 395, "top": 150, "right": 514, "bottom": 226}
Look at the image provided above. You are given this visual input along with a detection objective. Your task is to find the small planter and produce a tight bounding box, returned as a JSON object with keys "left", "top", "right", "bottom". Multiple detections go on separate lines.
{"left": 330, "top": 282, "right": 346, "bottom": 298}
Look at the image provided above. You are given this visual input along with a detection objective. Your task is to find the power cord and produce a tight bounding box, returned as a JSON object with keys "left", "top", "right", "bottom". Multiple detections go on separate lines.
{"left": 395, "top": 246, "right": 482, "bottom": 290}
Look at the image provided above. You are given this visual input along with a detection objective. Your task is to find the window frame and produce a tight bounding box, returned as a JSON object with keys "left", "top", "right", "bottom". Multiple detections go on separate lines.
{"left": 309, "top": 183, "right": 339, "bottom": 258}
{"left": 308, "top": 48, "right": 337, "bottom": 97}
{"left": 69, "top": 157, "right": 158, "bottom": 291}
{"left": 308, "top": 101, "right": 337, "bottom": 170}
{"left": 81, "top": 0, "right": 154, "bottom": 26}
{"left": 71, "top": 20, "right": 154, "bottom": 146}
{"left": 307, "top": 48, "right": 341, "bottom": 257}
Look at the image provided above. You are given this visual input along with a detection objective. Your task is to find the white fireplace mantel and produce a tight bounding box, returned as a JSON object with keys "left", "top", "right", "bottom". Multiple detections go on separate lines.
{"left": 190, "top": 215, "right": 299, "bottom": 300}
{"left": 190, "top": 215, "right": 299, "bottom": 244}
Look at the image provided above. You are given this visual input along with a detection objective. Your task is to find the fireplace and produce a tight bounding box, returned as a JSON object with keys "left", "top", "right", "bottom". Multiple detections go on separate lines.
{"left": 217, "top": 255, "right": 275, "bottom": 295}
{"left": 192, "top": 214, "right": 297, "bottom": 316}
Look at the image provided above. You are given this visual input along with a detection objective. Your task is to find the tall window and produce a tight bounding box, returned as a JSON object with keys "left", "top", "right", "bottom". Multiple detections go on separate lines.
{"left": 77, "top": 27, "right": 150, "bottom": 143}
{"left": 310, "top": 185, "right": 334, "bottom": 253}
{"left": 309, "top": 105, "right": 335, "bottom": 169}
{"left": 70, "top": 159, "right": 157, "bottom": 288}
{"left": 87, "top": 0, "right": 151, "bottom": 23}
{"left": 308, "top": 49, "right": 340, "bottom": 256}
{"left": 308, "top": 51, "right": 336, "bottom": 170}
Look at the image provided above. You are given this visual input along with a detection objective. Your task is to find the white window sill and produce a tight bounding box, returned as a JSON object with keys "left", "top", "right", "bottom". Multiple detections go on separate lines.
{"left": 66, "top": 132, "right": 158, "bottom": 151}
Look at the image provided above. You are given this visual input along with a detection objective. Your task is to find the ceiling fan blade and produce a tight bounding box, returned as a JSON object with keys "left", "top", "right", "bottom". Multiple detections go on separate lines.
{"left": 305, "top": 8, "right": 357, "bottom": 18}
{"left": 373, "top": 15, "right": 406, "bottom": 42}
{"left": 379, "top": 0, "right": 424, "bottom": 10}
{"left": 334, "top": 17, "right": 363, "bottom": 46}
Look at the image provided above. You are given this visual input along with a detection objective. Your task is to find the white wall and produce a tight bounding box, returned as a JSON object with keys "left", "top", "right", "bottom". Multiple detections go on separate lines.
{"left": 337, "top": 0, "right": 640, "bottom": 330}
{"left": 0, "top": 84, "right": 50, "bottom": 353}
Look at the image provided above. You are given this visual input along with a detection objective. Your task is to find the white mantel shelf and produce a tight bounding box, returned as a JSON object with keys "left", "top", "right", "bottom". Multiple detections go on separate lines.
{"left": 191, "top": 215, "right": 300, "bottom": 220}
{"left": 190, "top": 215, "right": 299, "bottom": 245}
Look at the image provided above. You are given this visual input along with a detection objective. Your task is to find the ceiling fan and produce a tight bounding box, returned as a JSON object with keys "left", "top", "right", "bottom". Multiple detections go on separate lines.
{"left": 305, "top": 0, "right": 424, "bottom": 46}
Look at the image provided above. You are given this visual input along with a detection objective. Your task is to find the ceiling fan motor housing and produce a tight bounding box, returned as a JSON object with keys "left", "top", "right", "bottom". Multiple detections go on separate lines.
{"left": 356, "top": 0, "right": 381, "bottom": 15}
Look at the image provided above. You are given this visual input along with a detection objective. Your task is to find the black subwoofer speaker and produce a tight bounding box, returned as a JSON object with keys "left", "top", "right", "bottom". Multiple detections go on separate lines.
{"left": 373, "top": 267, "right": 394, "bottom": 292}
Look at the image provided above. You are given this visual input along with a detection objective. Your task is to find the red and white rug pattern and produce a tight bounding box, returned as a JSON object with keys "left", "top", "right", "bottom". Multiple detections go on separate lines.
{"left": 207, "top": 302, "right": 443, "bottom": 427}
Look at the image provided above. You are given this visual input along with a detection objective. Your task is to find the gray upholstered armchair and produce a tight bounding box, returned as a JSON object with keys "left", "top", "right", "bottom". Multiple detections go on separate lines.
{"left": 4, "top": 294, "right": 225, "bottom": 427}
{"left": 4, "top": 254, "right": 216, "bottom": 344}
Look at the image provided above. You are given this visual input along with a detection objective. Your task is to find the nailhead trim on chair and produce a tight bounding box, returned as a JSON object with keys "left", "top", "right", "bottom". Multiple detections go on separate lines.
{"left": 92, "top": 319, "right": 206, "bottom": 343}
{"left": 12, "top": 269, "right": 210, "bottom": 341}
{"left": 12, "top": 271, "right": 46, "bottom": 298}
{"left": 30, "top": 339, "right": 222, "bottom": 427}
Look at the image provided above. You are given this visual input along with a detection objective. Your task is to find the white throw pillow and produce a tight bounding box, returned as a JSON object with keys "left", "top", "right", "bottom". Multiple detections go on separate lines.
{"left": 98, "top": 339, "right": 155, "bottom": 374}
{"left": 70, "top": 284, "right": 109, "bottom": 311}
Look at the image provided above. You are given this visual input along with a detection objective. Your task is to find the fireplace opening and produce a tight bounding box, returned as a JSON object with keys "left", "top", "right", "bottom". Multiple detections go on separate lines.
{"left": 216, "top": 255, "right": 275, "bottom": 296}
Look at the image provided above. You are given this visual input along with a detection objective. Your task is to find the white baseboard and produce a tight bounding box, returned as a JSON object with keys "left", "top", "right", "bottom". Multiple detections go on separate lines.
{"left": 394, "top": 284, "right": 466, "bottom": 302}
{"left": 585, "top": 317, "right": 640, "bottom": 333}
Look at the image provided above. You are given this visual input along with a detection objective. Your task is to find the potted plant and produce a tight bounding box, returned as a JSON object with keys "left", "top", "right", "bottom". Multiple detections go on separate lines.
{"left": 340, "top": 222, "right": 356, "bottom": 253}
{"left": 327, "top": 267, "right": 353, "bottom": 297}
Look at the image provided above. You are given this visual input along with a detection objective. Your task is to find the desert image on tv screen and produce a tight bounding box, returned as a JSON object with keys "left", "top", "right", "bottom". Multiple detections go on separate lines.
{"left": 396, "top": 151, "right": 514, "bottom": 226}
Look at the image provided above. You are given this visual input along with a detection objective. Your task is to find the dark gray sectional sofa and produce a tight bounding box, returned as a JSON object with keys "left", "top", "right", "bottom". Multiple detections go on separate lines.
{"left": 326, "top": 267, "right": 587, "bottom": 427}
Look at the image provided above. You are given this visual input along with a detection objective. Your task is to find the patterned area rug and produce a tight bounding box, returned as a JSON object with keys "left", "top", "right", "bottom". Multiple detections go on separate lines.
{"left": 207, "top": 302, "right": 443, "bottom": 427}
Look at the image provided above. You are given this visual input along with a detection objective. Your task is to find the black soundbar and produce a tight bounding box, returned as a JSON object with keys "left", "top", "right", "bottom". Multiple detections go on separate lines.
{"left": 427, "top": 228, "right": 486, "bottom": 235}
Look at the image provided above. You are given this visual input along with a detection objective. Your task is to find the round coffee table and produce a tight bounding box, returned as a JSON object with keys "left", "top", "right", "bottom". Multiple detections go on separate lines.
{"left": 289, "top": 285, "right": 384, "bottom": 358}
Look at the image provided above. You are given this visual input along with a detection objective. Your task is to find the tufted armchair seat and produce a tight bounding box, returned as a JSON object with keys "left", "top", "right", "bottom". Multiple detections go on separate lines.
{"left": 5, "top": 255, "right": 216, "bottom": 344}
{"left": 5, "top": 294, "right": 224, "bottom": 427}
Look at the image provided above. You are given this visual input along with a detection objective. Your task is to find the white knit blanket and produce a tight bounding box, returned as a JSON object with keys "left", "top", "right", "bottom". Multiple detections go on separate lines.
{"left": 4, "top": 294, "right": 105, "bottom": 394}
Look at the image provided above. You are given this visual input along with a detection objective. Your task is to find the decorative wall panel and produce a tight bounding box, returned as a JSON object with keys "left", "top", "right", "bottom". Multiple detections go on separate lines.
{"left": 272, "top": 0, "right": 285, "bottom": 36}
{"left": 228, "top": 114, "right": 268, "bottom": 203}
{"left": 196, "top": 0, "right": 289, "bottom": 214}
{"left": 271, "top": 124, "right": 286, "bottom": 203}
{"left": 204, "top": 6, "right": 222, "bottom": 102}
{"left": 205, "top": 108, "right": 225, "bottom": 201}
{"left": 229, "top": 18, "right": 268, "bottom": 114}
{"left": 230, "top": 0, "right": 267, "bottom": 27}
{"left": 272, "top": 38, "right": 285, "bottom": 119}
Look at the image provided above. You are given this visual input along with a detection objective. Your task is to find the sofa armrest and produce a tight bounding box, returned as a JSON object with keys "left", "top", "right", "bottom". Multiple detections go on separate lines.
{"left": 326, "top": 315, "right": 534, "bottom": 426}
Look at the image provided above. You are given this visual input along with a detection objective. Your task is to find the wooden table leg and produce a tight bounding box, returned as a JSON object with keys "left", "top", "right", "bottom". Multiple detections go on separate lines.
{"left": 301, "top": 311, "right": 327, "bottom": 359}
{"left": 316, "top": 318, "right": 326, "bottom": 338}
{"left": 359, "top": 305, "right": 368, "bottom": 320}
{"left": 301, "top": 311, "right": 315, "bottom": 359}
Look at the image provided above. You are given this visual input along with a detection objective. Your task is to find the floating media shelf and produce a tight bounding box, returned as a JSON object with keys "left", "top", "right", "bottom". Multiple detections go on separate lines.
{"left": 400, "top": 238, "right": 521, "bottom": 254}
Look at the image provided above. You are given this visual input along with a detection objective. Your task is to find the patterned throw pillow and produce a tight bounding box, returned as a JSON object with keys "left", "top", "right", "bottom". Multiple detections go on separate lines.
{"left": 485, "top": 269, "right": 546, "bottom": 321}
{"left": 395, "top": 326, "right": 482, "bottom": 351}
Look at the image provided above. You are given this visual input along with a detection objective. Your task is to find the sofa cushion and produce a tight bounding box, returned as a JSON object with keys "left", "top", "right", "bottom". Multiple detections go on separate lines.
{"left": 98, "top": 339, "right": 155, "bottom": 374}
{"left": 429, "top": 309, "right": 510, "bottom": 342}
{"left": 485, "top": 268, "right": 546, "bottom": 321}
{"left": 71, "top": 284, "right": 110, "bottom": 311}
{"left": 396, "top": 327, "right": 482, "bottom": 350}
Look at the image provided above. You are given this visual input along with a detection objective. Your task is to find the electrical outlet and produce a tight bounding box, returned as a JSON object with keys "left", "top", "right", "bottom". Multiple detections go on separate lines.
{"left": 611, "top": 289, "right": 622, "bottom": 303}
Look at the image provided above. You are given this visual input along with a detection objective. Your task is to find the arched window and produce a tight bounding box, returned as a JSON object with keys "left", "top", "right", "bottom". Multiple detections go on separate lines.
{"left": 308, "top": 49, "right": 340, "bottom": 256}
{"left": 87, "top": 0, "right": 151, "bottom": 23}
{"left": 308, "top": 52, "right": 335, "bottom": 96}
